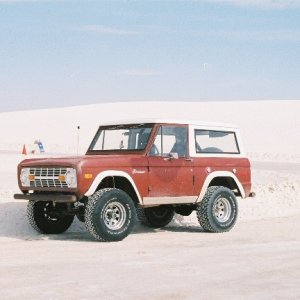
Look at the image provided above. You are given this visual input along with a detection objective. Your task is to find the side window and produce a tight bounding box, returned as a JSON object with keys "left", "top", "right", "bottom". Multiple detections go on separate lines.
{"left": 150, "top": 126, "right": 188, "bottom": 157}
{"left": 195, "top": 130, "right": 239, "bottom": 154}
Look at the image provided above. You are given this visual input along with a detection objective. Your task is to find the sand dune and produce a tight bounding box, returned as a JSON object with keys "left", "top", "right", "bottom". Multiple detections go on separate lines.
{"left": 0, "top": 100, "right": 299, "bottom": 160}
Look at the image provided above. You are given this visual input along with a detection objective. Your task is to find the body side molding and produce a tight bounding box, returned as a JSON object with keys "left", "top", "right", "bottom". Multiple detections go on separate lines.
{"left": 143, "top": 196, "right": 198, "bottom": 206}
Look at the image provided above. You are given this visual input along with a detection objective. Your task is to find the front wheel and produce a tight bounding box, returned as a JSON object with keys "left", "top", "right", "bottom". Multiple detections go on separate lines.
{"left": 27, "top": 201, "right": 74, "bottom": 234}
{"left": 85, "top": 188, "right": 136, "bottom": 242}
{"left": 137, "top": 206, "right": 175, "bottom": 228}
{"left": 197, "top": 186, "right": 238, "bottom": 233}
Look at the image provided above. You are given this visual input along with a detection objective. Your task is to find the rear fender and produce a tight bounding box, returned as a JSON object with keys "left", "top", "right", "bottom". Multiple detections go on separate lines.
{"left": 196, "top": 171, "right": 245, "bottom": 202}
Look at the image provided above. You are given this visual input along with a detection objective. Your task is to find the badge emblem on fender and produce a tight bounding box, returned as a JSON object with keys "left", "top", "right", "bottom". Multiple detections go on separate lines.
{"left": 132, "top": 169, "right": 146, "bottom": 174}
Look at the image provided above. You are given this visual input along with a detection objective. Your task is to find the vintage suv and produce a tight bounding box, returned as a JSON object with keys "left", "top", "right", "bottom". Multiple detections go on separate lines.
{"left": 14, "top": 120, "right": 253, "bottom": 242}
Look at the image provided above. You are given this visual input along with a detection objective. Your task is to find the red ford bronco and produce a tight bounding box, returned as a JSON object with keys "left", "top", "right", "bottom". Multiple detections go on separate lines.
{"left": 14, "top": 120, "right": 253, "bottom": 241}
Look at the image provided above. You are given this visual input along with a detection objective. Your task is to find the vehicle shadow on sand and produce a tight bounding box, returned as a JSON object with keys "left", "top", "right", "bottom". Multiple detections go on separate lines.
{"left": 160, "top": 226, "right": 204, "bottom": 233}
{"left": 0, "top": 202, "right": 90, "bottom": 242}
{"left": 0, "top": 202, "right": 204, "bottom": 242}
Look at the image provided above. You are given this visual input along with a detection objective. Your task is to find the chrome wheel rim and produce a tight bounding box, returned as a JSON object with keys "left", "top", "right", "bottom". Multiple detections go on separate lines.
{"left": 103, "top": 201, "right": 126, "bottom": 230}
{"left": 213, "top": 197, "right": 231, "bottom": 223}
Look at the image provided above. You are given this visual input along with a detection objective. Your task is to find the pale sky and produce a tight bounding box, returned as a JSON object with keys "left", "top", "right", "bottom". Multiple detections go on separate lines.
{"left": 0, "top": 0, "right": 299, "bottom": 112}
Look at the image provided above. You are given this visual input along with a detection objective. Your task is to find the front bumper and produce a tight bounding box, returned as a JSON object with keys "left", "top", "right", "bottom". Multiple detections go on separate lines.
{"left": 14, "top": 193, "right": 77, "bottom": 203}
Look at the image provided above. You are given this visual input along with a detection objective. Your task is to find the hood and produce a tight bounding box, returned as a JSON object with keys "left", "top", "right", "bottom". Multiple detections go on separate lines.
{"left": 19, "top": 154, "right": 147, "bottom": 169}
{"left": 20, "top": 156, "right": 84, "bottom": 168}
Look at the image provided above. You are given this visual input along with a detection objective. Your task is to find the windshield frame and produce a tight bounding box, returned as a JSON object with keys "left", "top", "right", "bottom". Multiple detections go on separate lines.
{"left": 86, "top": 123, "right": 155, "bottom": 155}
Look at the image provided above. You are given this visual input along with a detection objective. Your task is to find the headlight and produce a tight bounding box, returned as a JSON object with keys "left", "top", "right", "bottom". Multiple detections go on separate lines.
{"left": 20, "top": 168, "right": 30, "bottom": 187}
{"left": 65, "top": 168, "right": 77, "bottom": 188}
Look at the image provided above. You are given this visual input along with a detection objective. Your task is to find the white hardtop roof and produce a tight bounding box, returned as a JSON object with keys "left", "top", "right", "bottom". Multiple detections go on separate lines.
{"left": 99, "top": 118, "right": 238, "bottom": 129}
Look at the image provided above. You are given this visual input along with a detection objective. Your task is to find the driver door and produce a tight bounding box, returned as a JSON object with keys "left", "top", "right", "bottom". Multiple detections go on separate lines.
{"left": 145, "top": 125, "right": 195, "bottom": 205}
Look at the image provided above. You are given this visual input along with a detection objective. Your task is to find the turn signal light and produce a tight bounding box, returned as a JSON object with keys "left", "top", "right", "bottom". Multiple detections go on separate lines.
{"left": 28, "top": 175, "right": 35, "bottom": 181}
{"left": 58, "top": 175, "right": 66, "bottom": 182}
{"left": 84, "top": 173, "right": 93, "bottom": 179}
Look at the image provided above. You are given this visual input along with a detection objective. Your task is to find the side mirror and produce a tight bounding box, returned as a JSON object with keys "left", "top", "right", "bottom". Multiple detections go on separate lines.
{"left": 169, "top": 152, "right": 179, "bottom": 159}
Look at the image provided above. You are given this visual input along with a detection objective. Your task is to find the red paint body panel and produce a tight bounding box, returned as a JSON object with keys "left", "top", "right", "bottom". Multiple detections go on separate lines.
{"left": 148, "top": 156, "right": 194, "bottom": 197}
{"left": 18, "top": 155, "right": 150, "bottom": 199}
{"left": 193, "top": 157, "right": 252, "bottom": 197}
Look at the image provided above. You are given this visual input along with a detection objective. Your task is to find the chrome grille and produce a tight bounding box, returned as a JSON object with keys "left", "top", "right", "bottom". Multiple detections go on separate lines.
{"left": 29, "top": 167, "right": 68, "bottom": 188}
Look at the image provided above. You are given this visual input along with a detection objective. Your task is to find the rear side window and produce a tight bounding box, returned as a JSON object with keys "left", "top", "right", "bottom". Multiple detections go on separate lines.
{"left": 195, "top": 130, "right": 240, "bottom": 154}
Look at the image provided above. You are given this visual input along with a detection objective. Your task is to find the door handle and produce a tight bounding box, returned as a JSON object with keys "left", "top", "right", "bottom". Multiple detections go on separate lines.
{"left": 185, "top": 158, "right": 193, "bottom": 162}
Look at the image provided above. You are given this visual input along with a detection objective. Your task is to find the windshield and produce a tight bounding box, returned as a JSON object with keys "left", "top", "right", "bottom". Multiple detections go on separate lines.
{"left": 88, "top": 124, "right": 154, "bottom": 152}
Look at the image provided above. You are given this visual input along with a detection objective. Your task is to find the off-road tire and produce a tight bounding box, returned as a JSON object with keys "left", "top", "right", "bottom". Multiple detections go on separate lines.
{"left": 27, "top": 201, "right": 74, "bottom": 234}
{"left": 197, "top": 186, "right": 238, "bottom": 233}
{"left": 137, "top": 206, "right": 175, "bottom": 228}
{"left": 85, "top": 188, "right": 136, "bottom": 242}
{"left": 76, "top": 214, "right": 85, "bottom": 222}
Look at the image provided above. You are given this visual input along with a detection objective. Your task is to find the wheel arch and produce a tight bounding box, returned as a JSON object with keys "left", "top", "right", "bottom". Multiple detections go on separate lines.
{"left": 196, "top": 171, "right": 245, "bottom": 203}
{"left": 84, "top": 171, "right": 142, "bottom": 206}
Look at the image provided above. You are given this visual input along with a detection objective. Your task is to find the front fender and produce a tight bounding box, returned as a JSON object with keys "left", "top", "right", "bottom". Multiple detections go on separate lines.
{"left": 84, "top": 170, "right": 143, "bottom": 204}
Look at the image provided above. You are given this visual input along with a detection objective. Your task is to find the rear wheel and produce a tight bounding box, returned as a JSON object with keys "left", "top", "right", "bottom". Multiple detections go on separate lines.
{"left": 137, "top": 206, "right": 174, "bottom": 228}
{"left": 27, "top": 201, "right": 74, "bottom": 234}
{"left": 85, "top": 188, "right": 136, "bottom": 242}
{"left": 197, "top": 186, "right": 238, "bottom": 233}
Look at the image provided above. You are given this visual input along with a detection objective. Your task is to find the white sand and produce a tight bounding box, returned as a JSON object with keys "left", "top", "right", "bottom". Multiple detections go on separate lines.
{"left": 0, "top": 100, "right": 299, "bottom": 299}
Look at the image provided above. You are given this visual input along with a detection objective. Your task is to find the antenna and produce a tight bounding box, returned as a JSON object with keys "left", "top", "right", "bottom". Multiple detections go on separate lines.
{"left": 77, "top": 126, "right": 80, "bottom": 156}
